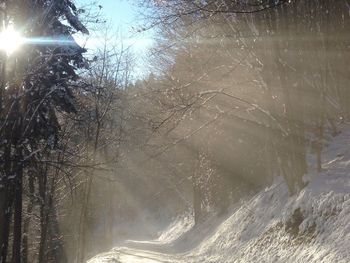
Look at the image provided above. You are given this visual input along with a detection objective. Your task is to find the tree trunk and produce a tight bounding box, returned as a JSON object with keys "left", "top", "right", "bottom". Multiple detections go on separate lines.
{"left": 78, "top": 175, "right": 93, "bottom": 263}
{"left": 0, "top": 187, "right": 12, "bottom": 263}
{"left": 22, "top": 175, "right": 35, "bottom": 263}
{"left": 270, "top": 3, "right": 307, "bottom": 194}
{"left": 0, "top": 143, "right": 14, "bottom": 263}
{"left": 11, "top": 160, "right": 23, "bottom": 263}
{"left": 38, "top": 170, "right": 48, "bottom": 263}
{"left": 47, "top": 195, "right": 68, "bottom": 263}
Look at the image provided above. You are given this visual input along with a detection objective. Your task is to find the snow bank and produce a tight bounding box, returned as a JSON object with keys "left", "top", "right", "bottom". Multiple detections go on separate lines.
{"left": 124, "top": 212, "right": 194, "bottom": 247}
{"left": 156, "top": 213, "right": 194, "bottom": 244}
{"left": 185, "top": 123, "right": 350, "bottom": 262}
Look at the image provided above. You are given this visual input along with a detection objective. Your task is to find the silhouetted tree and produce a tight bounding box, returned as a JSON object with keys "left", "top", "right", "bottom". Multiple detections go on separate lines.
{"left": 0, "top": 1, "right": 88, "bottom": 262}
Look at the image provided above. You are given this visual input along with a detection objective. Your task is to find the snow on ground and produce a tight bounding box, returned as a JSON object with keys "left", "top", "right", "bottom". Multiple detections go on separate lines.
{"left": 88, "top": 124, "right": 350, "bottom": 263}
{"left": 155, "top": 214, "right": 195, "bottom": 244}
{"left": 125, "top": 213, "right": 194, "bottom": 247}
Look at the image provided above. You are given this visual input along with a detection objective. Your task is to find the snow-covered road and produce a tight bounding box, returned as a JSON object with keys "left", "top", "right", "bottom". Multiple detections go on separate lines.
{"left": 88, "top": 247, "right": 178, "bottom": 263}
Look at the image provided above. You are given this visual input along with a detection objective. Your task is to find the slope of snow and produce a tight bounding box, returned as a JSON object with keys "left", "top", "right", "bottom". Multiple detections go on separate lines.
{"left": 88, "top": 124, "right": 350, "bottom": 263}
{"left": 125, "top": 213, "right": 194, "bottom": 247}
{"left": 156, "top": 213, "right": 195, "bottom": 244}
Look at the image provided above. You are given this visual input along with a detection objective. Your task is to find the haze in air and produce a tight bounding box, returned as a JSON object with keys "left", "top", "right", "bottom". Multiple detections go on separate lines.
{"left": 0, "top": 1, "right": 349, "bottom": 263}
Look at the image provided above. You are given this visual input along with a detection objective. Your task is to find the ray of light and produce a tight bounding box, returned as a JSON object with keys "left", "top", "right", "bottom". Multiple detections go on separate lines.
{"left": 0, "top": 25, "right": 80, "bottom": 56}
{"left": 23, "top": 37, "right": 76, "bottom": 46}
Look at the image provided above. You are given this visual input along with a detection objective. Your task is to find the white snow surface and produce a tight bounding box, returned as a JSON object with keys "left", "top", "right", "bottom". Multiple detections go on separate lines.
{"left": 88, "top": 124, "right": 350, "bottom": 263}
{"left": 124, "top": 213, "right": 195, "bottom": 247}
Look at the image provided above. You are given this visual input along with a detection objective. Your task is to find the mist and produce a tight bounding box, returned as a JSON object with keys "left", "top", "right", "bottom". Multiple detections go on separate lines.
{"left": 1, "top": 1, "right": 350, "bottom": 263}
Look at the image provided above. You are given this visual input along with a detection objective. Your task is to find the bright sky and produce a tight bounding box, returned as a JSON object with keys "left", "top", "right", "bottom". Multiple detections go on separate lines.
{"left": 75, "top": 0, "right": 153, "bottom": 55}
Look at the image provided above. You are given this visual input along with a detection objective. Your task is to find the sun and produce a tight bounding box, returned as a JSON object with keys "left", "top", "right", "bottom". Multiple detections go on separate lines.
{"left": 0, "top": 25, "right": 24, "bottom": 55}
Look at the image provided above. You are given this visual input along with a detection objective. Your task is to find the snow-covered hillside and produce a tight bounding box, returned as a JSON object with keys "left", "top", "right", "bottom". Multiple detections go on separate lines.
{"left": 88, "top": 124, "right": 350, "bottom": 263}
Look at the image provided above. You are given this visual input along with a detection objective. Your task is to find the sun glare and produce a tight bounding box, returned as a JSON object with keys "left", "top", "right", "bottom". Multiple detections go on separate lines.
{"left": 0, "top": 26, "right": 23, "bottom": 55}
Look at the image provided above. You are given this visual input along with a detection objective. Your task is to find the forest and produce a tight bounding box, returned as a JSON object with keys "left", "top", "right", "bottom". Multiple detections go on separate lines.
{"left": 0, "top": 0, "right": 349, "bottom": 262}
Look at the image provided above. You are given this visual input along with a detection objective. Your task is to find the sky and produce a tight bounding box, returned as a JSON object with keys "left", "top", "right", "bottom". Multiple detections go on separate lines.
{"left": 75, "top": 0, "right": 154, "bottom": 56}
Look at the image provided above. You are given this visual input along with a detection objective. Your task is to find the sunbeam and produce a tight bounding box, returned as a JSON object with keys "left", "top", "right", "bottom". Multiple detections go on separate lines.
{"left": 0, "top": 25, "right": 78, "bottom": 56}
{"left": 24, "top": 37, "right": 76, "bottom": 46}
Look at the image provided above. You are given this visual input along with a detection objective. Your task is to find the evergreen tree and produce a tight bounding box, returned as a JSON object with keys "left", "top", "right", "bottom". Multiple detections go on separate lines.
{"left": 0, "top": 1, "right": 88, "bottom": 262}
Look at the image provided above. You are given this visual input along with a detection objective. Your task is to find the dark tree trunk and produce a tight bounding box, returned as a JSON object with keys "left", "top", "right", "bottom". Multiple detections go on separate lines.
{"left": 11, "top": 147, "right": 24, "bottom": 263}
{"left": 38, "top": 166, "right": 49, "bottom": 263}
{"left": 0, "top": 187, "right": 12, "bottom": 263}
{"left": 11, "top": 160, "right": 23, "bottom": 263}
{"left": 0, "top": 144, "right": 14, "bottom": 263}
{"left": 22, "top": 174, "right": 35, "bottom": 263}
{"left": 47, "top": 202, "right": 68, "bottom": 263}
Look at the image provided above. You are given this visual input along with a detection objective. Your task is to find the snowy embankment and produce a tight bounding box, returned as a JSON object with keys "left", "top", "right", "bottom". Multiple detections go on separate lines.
{"left": 125, "top": 213, "right": 194, "bottom": 247}
{"left": 88, "top": 124, "right": 350, "bottom": 263}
